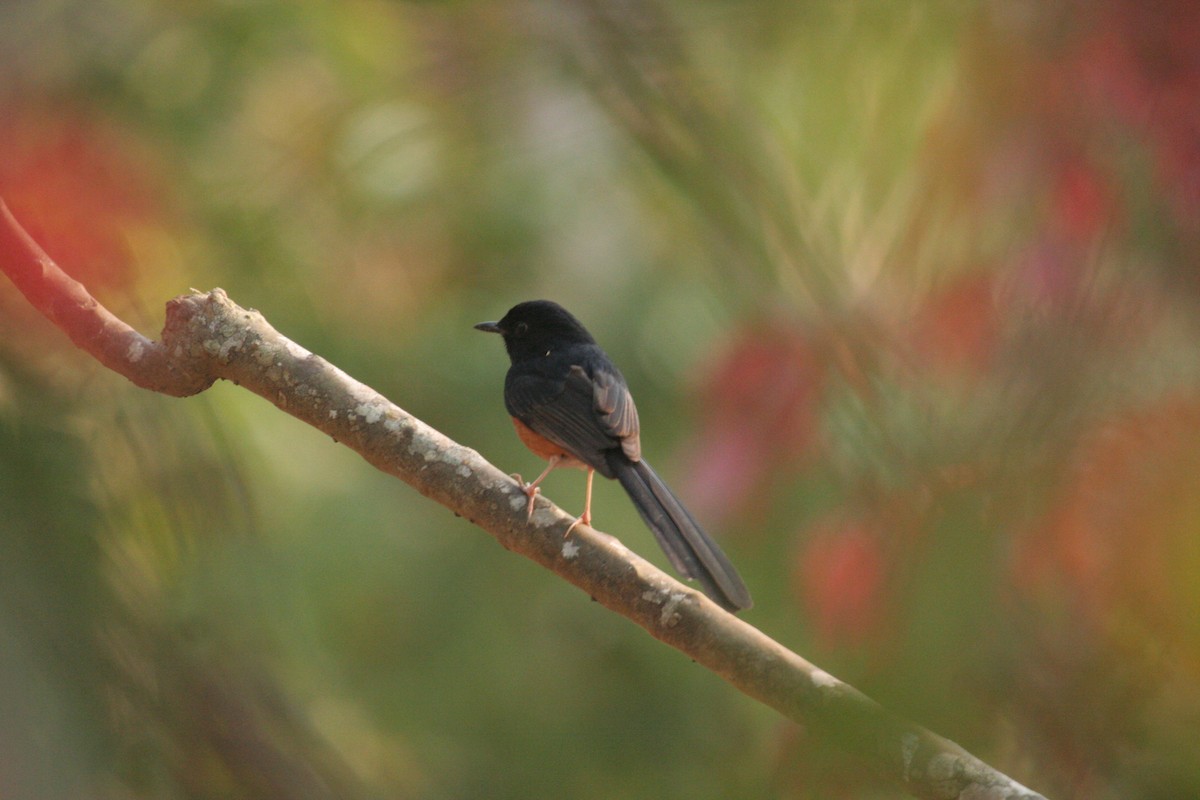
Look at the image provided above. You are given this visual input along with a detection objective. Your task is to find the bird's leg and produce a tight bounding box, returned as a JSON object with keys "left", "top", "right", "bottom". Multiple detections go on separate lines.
{"left": 564, "top": 468, "right": 595, "bottom": 538}
{"left": 513, "top": 456, "right": 560, "bottom": 520}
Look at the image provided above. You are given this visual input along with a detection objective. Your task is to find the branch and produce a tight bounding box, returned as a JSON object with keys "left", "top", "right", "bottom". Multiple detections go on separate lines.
{"left": 0, "top": 198, "right": 1046, "bottom": 800}
{"left": 0, "top": 201, "right": 213, "bottom": 396}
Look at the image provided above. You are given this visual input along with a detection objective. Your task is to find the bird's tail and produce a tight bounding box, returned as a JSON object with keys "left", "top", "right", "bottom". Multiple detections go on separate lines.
{"left": 610, "top": 457, "right": 752, "bottom": 612}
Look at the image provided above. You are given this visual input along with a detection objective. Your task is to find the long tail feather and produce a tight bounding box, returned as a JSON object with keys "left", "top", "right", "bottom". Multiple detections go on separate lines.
{"left": 610, "top": 457, "right": 752, "bottom": 612}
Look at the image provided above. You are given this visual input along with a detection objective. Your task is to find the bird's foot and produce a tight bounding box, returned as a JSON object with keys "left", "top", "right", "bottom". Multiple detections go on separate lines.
{"left": 563, "top": 510, "right": 591, "bottom": 539}
{"left": 510, "top": 473, "right": 539, "bottom": 520}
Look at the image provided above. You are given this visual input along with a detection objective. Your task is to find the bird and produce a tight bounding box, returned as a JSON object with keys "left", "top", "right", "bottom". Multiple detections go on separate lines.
{"left": 475, "top": 300, "right": 752, "bottom": 612}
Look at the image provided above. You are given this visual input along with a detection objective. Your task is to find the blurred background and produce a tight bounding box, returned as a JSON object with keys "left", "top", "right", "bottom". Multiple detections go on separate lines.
{"left": 2, "top": 0, "right": 1199, "bottom": 797}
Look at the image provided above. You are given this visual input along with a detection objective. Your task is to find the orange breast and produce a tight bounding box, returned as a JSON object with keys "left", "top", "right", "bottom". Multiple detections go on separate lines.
{"left": 512, "top": 417, "right": 586, "bottom": 467}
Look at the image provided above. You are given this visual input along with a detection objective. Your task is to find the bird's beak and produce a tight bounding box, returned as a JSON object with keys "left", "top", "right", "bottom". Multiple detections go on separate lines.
{"left": 474, "top": 321, "right": 503, "bottom": 334}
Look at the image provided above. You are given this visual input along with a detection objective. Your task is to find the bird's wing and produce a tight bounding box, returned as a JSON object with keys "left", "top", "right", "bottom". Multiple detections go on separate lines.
{"left": 591, "top": 365, "right": 640, "bottom": 462}
{"left": 504, "top": 356, "right": 641, "bottom": 474}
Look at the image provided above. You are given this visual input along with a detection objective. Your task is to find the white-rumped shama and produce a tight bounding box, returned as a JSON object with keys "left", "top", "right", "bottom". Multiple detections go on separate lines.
{"left": 476, "top": 300, "right": 753, "bottom": 612}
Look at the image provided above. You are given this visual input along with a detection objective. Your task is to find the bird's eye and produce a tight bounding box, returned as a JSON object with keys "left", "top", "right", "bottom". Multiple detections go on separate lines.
{"left": 515, "top": 322, "right": 529, "bottom": 336}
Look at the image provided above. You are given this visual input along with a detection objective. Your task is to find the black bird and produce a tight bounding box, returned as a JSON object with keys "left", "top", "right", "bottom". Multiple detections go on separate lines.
{"left": 475, "top": 300, "right": 752, "bottom": 612}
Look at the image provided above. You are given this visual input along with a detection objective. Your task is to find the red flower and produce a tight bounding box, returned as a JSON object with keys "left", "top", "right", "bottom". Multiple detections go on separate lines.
{"left": 677, "top": 321, "right": 827, "bottom": 525}
{"left": 0, "top": 109, "right": 167, "bottom": 291}
{"left": 796, "top": 520, "right": 886, "bottom": 649}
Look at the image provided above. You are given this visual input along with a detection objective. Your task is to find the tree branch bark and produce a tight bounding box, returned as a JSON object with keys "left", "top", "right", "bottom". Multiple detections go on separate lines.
{"left": 0, "top": 198, "right": 1047, "bottom": 800}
